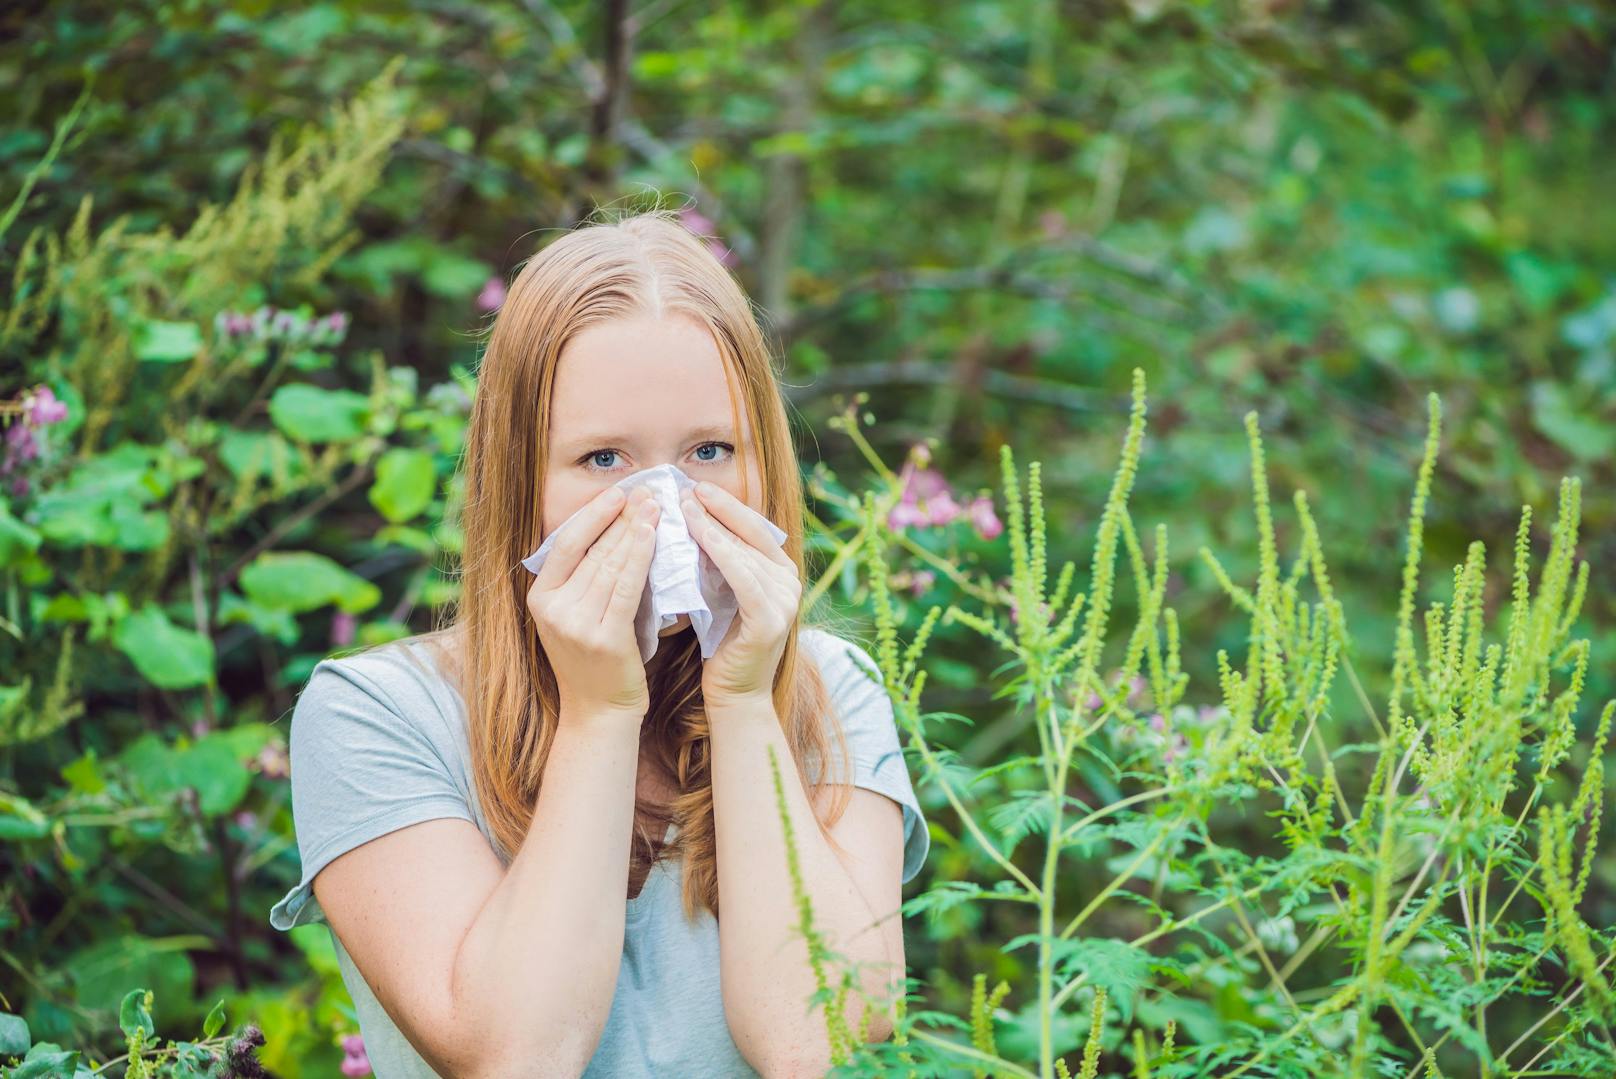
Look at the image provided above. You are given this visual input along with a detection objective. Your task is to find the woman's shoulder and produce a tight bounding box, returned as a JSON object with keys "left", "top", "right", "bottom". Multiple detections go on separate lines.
{"left": 292, "top": 634, "right": 467, "bottom": 750}
{"left": 798, "top": 624, "right": 876, "bottom": 668}
{"left": 798, "top": 625, "right": 888, "bottom": 698}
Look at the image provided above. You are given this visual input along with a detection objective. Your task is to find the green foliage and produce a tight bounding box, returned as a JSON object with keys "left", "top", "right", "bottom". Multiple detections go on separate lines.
{"left": 1, "top": 47, "right": 467, "bottom": 1068}
{"left": 781, "top": 370, "right": 1613, "bottom": 1076}
{"left": 3, "top": 1, "right": 1613, "bottom": 1074}
{"left": 1, "top": 988, "right": 248, "bottom": 1078}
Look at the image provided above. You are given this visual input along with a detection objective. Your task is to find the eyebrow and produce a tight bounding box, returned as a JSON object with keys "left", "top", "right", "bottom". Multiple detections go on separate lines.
{"left": 557, "top": 424, "right": 739, "bottom": 453}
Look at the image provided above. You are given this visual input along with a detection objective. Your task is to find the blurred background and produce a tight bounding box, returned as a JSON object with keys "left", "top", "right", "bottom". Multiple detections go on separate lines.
{"left": 1, "top": 1, "right": 1612, "bottom": 1073}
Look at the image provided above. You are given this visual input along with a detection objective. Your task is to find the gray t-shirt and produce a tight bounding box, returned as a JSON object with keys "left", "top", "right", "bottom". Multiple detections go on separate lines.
{"left": 267, "top": 626, "right": 931, "bottom": 1078}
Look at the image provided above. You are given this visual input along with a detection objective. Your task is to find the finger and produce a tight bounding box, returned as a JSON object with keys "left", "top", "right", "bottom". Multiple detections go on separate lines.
{"left": 586, "top": 494, "right": 659, "bottom": 621}
{"left": 602, "top": 495, "right": 661, "bottom": 626}
{"left": 567, "top": 490, "right": 650, "bottom": 600}
{"left": 685, "top": 484, "right": 792, "bottom": 568}
{"left": 686, "top": 507, "right": 772, "bottom": 614}
{"left": 532, "top": 485, "right": 630, "bottom": 590}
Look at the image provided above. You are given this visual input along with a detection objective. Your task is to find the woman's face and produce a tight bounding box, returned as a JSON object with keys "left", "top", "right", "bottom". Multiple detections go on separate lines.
{"left": 541, "top": 312, "right": 766, "bottom": 638}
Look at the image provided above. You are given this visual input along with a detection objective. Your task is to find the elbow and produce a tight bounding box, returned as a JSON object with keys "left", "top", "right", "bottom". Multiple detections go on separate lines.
{"left": 749, "top": 1001, "right": 904, "bottom": 1072}
{"left": 463, "top": 1042, "right": 592, "bottom": 1079}
{"left": 443, "top": 1005, "right": 600, "bottom": 1079}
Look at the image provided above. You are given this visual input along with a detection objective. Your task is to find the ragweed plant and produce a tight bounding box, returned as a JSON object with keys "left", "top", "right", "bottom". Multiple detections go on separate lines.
{"left": 772, "top": 368, "right": 1613, "bottom": 1077}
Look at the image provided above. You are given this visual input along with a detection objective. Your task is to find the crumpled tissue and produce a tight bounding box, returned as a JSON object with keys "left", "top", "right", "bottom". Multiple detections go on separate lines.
{"left": 520, "top": 463, "right": 788, "bottom": 662}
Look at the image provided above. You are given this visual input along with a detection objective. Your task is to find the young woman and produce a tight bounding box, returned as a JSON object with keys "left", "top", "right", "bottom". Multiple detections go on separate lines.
{"left": 267, "top": 209, "right": 931, "bottom": 1078}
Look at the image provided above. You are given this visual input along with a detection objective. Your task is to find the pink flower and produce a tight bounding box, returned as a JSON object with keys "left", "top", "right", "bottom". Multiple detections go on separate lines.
{"left": 887, "top": 500, "right": 931, "bottom": 531}
{"left": 925, "top": 490, "right": 963, "bottom": 527}
{"left": 331, "top": 611, "right": 358, "bottom": 648}
{"left": 887, "top": 460, "right": 958, "bottom": 534}
{"left": 311, "top": 311, "right": 350, "bottom": 346}
{"left": 967, "top": 495, "right": 1003, "bottom": 540}
{"left": 900, "top": 463, "right": 950, "bottom": 501}
{"left": 1039, "top": 209, "right": 1069, "bottom": 239}
{"left": 235, "top": 810, "right": 258, "bottom": 831}
{"left": 476, "top": 276, "right": 507, "bottom": 312}
{"left": 254, "top": 743, "right": 290, "bottom": 780}
{"left": 705, "top": 239, "right": 738, "bottom": 268}
{"left": 26, "top": 387, "right": 67, "bottom": 426}
{"left": 678, "top": 207, "right": 738, "bottom": 269}
{"left": 908, "top": 569, "right": 936, "bottom": 596}
{"left": 1124, "top": 673, "right": 1147, "bottom": 709}
{"left": 4, "top": 422, "right": 38, "bottom": 467}
{"left": 340, "top": 1033, "right": 371, "bottom": 1077}
{"left": 679, "top": 206, "right": 717, "bottom": 237}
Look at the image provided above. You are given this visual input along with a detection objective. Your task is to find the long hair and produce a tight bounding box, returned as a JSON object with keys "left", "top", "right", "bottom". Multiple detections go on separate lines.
{"left": 382, "top": 206, "right": 854, "bottom": 922}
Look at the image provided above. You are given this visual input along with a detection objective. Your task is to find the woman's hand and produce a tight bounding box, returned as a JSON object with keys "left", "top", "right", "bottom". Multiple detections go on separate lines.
{"left": 526, "top": 484, "right": 661, "bottom": 728}
{"left": 679, "top": 481, "right": 799, "bottom": 710}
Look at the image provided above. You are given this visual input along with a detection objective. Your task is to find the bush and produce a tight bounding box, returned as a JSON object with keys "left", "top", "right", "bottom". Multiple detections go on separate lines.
{"left": 778, "top": 370, "right": 1612, "bottom": 1078}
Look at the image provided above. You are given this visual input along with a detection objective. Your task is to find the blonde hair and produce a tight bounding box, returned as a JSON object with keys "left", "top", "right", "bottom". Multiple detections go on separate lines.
{"left": 388, "top": 205, "right": 855, "bottom": 922}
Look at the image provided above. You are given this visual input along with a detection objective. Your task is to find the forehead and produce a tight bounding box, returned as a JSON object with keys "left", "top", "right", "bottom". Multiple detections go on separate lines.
{"left": 548, "top": 314, "right": 746, "bottom": 447}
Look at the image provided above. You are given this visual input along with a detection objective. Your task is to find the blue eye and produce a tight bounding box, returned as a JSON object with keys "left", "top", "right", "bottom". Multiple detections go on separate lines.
{"left": 579, "top": 442, "right": 735, "bottom": 473}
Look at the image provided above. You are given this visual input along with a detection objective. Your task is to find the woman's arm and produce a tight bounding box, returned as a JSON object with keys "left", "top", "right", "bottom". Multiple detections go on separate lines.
{"left": 312, "top": 712, "right": 642, "bottom": 1079}
{"left": 709, "top": 697, "right": 908, "bottom": 1078}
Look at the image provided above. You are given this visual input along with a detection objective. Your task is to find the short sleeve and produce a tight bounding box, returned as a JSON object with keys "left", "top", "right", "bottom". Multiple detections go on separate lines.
{"left": 268, "top": 655, "right": 476, "bottom": 931}
{"left": 809, "top": 631, "right": 931, "bottom": 885}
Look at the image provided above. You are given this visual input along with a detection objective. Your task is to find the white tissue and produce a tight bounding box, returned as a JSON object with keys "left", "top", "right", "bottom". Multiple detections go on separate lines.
{"left": 521, "top": 463, "right": 788, "bottom": 663}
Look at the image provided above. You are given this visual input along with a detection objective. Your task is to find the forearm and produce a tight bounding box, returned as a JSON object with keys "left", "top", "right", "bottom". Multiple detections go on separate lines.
{"left": 710, "top": 699, "right": 901, "bottom": 1076}
{"left": 450, "top": 715, "right": 640, "bottom": 1076}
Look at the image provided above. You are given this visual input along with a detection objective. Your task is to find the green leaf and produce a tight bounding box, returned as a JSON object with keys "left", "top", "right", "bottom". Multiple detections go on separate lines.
{"left": 202, "top": 999, "right": 226, "bottom": 1040}
{"left": 216, "top": 590, "right": 300, "bottom": 646}
{"left": 268, "top": 383, "right": 371, "bottom": 443}
{"left": 0, "top": 501, "right": 42, "bottom": 566}
{"left": 0, "top": 679, "right": 31, "bottom": 728}
{"left": 113, "top": 604, "right": 215, "bottom": 689}
{"left": 60, "top": 750, "right": 106, "bottom": 795}
{"left": 289, "top": 923, "right": 342, "bottom": 977}
{"left": 240, "top": 551, "right": 381, "bottom": 615}
{"left": 28, "top": 443, "right": 169, "bottom": 550}
{"left": 63, "top": 935, "right": 202, "bottom": 1017}
{"left": 133, "top": 320, "right": 203, "bottom": 363}
{"left": 0, "top": 791, "right": 50, "bottom": 840}
{"left": 420, "top": 251, "right": 491, "bottom": 299}
{"left": 1530, "top": 381, "right": 1616, "bottom": 462}
{"left": 368, "top": 447, "right": 436, "bottom": 523}
{"left": 0, "top": 1010, "right": 29, "bottom": 1055}
{"left": 218, "top": 429, "right": 304, "bottom": 483}
{"left": 116, "top": 731, "right": 254, "bottom": 817}
{"left": 985, "top": 789, "right": 1054, "bottom": 856}
{"left": 118, "top": 989, "right": 154, "bottom": 1041}
{"left": 374, "top": 524, "right": 436, "bottom": 555}
{"left": 8, "top": 1042, "right": 81, "bottom": 1079}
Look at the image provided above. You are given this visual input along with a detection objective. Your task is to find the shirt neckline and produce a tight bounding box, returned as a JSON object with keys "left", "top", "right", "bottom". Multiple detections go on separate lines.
{"left": 626, "top": 821, "right": 678, "bottom": 919}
